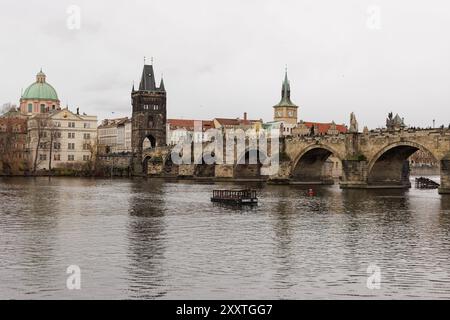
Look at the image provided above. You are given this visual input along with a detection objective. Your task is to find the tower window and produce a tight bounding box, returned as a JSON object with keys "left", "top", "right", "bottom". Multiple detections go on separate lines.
{"left": 28, "top": 104, "right": 32, "bottom": 113}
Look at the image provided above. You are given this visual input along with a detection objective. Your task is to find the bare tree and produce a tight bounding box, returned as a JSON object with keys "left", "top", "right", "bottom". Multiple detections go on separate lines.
{"left": 30, "top": 114, "right": 51, "bottom": 173}
{"left": 85, "top": 139, "right": 98, "bottom": 174}
{"left": 0, "top": 116, "right": 27, "bottom": 174}
{"left": 46, "top": 120, "right": 60, "bottom": 171}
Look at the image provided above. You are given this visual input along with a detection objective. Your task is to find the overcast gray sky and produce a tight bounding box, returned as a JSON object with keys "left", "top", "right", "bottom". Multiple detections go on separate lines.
{"left": 1, "top": 0, "right": 449, "bottom": 128}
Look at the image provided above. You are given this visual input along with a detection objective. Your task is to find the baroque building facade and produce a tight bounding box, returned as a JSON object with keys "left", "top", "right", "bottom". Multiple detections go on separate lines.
{"left": 27, "top": 108, "right": 98, "bottom": 171}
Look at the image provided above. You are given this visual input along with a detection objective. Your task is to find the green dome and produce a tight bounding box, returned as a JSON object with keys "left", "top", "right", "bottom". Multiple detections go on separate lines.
{"left": 21, "top": 70, "right": 59, "bottom": 101}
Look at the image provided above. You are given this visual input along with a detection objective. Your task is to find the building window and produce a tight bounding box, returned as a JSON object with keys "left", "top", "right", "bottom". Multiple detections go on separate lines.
{"left": 83, "top": 143, "right": 90, "bottom": 150}
{"left": 68, "top": 143, "right": 75, "bottom": 150}
{"left": 52, "top": 105, "right": 56, "bottom": 110}
{"left": 54, "top": 154, "right": 61, "bottom": 161}
{"left": 68, "top": 155, "right": 75, "bottom": 161}
{"left": 83, "top": 133, "right": 90, "bottom": 139}
{"left": 39, "top": 142, "right": 47, "bottom": 149}
{"left": 84, "top": 123, "right": 90, "bottom": 128}
{"left": 39, "top": 154, "right": 47, "bottom": 161}
{"left": 68, "top": 122, "right": 75, "bottom": 128}
{"left": 56, "top": 132, "right": 61, "bottom": 138}
{"left": 40, "top": 104, "right": 46, "bottom": 113}
{"left": 28, "top": 104, "right": 32, "bottom": 113}
{"left": 83, "top": 155, "right": 90, "bottom": 161}
{"left": 68, "top": 132, "right": 75, "bottom": 139}
{"left": 54, "top": 142, "right": 61, "bottom": 150}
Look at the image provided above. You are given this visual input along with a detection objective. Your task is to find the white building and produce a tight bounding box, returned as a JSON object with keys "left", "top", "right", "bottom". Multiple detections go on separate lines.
{"left": 166, "top": 119, "right": 214, "bottom": 145}
{"left": 97, "top": 117, "right": 132, "bottom": 153}
{"left": 27, "top": 107, "right": 98, "bottom": 171}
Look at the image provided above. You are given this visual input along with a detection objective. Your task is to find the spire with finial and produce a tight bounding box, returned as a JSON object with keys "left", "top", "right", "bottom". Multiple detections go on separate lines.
{"left": 282, "top": 66, "right": 290, "bottom": 98}
{"left": 274, "top": 66, "right": 297, "bottom": 108}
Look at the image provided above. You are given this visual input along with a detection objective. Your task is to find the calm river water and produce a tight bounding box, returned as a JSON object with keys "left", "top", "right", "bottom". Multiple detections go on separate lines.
{"left": 1, "top": 176, "right": 450, "bottom": 299}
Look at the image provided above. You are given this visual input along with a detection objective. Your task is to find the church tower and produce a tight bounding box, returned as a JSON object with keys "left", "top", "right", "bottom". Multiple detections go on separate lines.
{"left": 273, "top": 69, "right": 298, "bottom": 125}
{"left": 131, "top": 63, "right": 167, "bottom": 174}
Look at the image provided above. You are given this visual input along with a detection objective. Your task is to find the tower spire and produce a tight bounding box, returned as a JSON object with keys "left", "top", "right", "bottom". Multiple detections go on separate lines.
{"left": 273, "top": 67, "right": 297, "bottom": 108}
{"left": 282, "top": 67, "right": 290, "bottom": 99}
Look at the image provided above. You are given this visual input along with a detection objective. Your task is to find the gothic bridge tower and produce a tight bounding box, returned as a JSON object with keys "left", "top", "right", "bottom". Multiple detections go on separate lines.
{"left": 131, "top": 63, "right": 167, "bottom": 174}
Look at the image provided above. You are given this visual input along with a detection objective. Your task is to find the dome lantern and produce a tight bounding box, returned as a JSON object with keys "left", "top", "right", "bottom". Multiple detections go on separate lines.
{"left": 36, "top": 69, "right": 46, "bottom": 83}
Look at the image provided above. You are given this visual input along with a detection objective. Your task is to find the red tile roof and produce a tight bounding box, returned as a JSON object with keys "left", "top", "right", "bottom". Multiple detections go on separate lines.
{"left": 214, "top": 118, "right": 260, "bottom": 126}
{"left": 302, "top": 122, "right": 348, "bottom": 134}
{"left": 168, "top": 119, "right": 213, "bottom": 131}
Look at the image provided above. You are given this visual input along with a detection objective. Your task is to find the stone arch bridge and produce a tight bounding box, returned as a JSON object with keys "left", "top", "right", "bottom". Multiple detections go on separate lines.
{"left": 139, "top": 128, "right": 450, "bottom": 194}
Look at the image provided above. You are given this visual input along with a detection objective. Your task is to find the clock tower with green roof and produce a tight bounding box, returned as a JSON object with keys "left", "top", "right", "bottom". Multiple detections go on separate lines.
{"left": 273, "top": 69, "right": 298, "bottom": 126}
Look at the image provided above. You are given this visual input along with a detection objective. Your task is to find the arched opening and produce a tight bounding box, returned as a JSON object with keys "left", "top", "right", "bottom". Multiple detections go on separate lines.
{"left": 142, "top": 135, "right": 156, "bottom": 151}
{"left": 234, "top": 150, "right": 267, "bottom": 179}
{"left": 368, "top": 143, "right": 438, "bottom": 187}
{"left": 291, "top": 147, "right": 340, "bottom": 184}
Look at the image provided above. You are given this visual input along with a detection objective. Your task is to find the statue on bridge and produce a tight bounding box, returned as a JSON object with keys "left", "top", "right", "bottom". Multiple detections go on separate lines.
{"left": 349, "top": 112, "right": 359, "bottom": 133}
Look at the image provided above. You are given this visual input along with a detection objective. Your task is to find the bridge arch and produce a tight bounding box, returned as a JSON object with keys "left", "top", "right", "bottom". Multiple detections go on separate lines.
{"left": 291, "top": 144, "right": 343, "bottom": 184}
{"left": 367, "top": 141, "right": 439, "bottom": 186}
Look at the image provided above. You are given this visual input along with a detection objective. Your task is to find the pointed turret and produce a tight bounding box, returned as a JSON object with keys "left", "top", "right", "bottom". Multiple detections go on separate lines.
{"left": 159, "top": 77, "right": 165, "bottom": 92}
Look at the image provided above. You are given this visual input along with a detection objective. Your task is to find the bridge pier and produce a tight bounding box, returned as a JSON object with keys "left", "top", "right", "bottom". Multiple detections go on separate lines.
{"left": 215, "top": 164, "right": 234, "bottom": 179}
{"left": 133, "top": 154, "right": 145, "bottom": 176}
{"left": 178, "top": 164, "right": 196, "bottom": 178}
{"left": 439, "top": 159, "right": 450, "bottom": 194}
{"left": 339, "top": 160, "right": 369, "bottom": 189}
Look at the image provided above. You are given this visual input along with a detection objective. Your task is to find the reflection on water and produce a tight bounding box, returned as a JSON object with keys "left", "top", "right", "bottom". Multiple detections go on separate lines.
{"left": 1, "top": 177, "right": 450, "bottom": 299}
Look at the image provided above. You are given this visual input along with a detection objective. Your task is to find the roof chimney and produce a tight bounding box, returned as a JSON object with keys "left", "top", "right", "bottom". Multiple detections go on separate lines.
{"left": 244, "top": 112, "right": 247, "bottom": 121}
